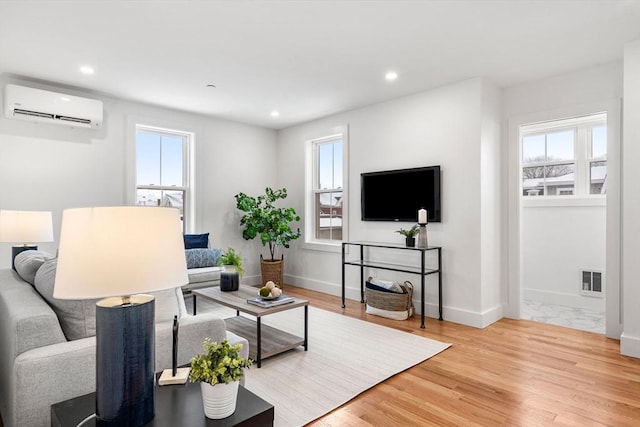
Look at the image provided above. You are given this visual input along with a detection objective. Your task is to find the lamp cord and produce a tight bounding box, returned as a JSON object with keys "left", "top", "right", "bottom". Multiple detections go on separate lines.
{"left": 76, "top": 413, "right": 96, "bottom": 427}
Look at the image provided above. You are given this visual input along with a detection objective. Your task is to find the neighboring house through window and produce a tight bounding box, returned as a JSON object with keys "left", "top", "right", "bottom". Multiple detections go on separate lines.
{"left": 521, "top": 113, "right": 606, "bottom": 198}
{"left": 306, "top": 129, "right": 348, "bottom": 248}
{"left": 135, "top": 125, "right": 192, "bottom": 230}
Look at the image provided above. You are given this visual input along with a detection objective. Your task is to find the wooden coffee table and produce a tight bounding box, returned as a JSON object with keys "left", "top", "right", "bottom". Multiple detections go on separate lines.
{"left": 193, "top": 285, "right": 308, "bottom": 368}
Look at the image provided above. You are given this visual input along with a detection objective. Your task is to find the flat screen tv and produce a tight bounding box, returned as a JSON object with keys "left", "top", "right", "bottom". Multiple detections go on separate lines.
{"left": 361, "top": 165, "right": 441, "bottom": 222}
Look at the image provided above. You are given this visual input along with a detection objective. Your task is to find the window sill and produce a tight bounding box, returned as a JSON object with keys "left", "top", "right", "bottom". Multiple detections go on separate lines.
{"left": 302, "top": 240, "right": 342, "bottom": 253}
{"left": 522, "top": 196, "right": 606, "bottom": 208}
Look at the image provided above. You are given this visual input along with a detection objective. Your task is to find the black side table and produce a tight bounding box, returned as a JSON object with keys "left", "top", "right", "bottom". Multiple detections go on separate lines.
{"left": 51, "top": 384, "right": 274, "bottom": 427}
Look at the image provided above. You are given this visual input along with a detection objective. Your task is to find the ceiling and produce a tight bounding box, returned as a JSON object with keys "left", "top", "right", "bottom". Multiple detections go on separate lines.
{"left": 1, "top": 1, "right": 639, "bottom": 130}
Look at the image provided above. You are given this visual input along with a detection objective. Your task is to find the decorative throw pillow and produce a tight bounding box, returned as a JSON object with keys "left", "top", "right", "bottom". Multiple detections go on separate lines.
{"left": 185, "top": 248, "right": 221, "bottom": 269}
{"left": 14, "top": 250, "right": 55, "bottom": 285}
{"left": 183, "top": 233, "right": 209, "bottom": 249}
{"left": 34, "top": 259, "right": 99, "bottom": 341}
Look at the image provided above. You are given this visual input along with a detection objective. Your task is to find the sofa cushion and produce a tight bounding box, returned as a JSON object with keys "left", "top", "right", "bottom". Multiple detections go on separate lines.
{"left": 185, "top": 248, "right": 221, "bottom": 268}
{"left": 14, "top": 250, "right": 55, "bottom": 285}
{"left": 187, "top": 266, "right": 221, "bottom": 284}
{"left": 183, "top": 233, "right": 209, "bottom": 249}
{"left": 34, "top": 259, "right": 183, "bottom": 341}
{"left": 35, "top": 259, "right": 99, "bottom": 341}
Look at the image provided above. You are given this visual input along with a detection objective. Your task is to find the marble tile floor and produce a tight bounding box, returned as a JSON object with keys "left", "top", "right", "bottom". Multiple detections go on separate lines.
{"left": 521, "top": 299, "right": 605, "bottom": 334}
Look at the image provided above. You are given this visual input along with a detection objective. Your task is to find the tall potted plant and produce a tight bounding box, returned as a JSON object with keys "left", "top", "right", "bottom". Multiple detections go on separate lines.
{"left": 235, "top": 187, "right": 301, "bottom": 288}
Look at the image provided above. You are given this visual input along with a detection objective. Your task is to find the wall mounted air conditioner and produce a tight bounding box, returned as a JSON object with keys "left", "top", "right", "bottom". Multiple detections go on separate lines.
{"left": 4, "top": 84, "right": 103, "bottom": 129}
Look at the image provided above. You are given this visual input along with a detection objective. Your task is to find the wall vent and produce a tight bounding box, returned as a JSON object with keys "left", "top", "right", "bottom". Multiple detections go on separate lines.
{"left": 580, "top": 269, "right": 604, "bottom": 298}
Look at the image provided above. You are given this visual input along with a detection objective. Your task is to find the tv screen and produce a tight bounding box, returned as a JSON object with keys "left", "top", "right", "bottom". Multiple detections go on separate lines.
{"left": 361, "top": 166, "right": 441, "bottom": 222}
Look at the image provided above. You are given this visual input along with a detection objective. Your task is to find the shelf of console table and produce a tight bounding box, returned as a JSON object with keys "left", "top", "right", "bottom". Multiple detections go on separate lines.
{"left": 341, "top": 241, "right": 442, "bottom": 328}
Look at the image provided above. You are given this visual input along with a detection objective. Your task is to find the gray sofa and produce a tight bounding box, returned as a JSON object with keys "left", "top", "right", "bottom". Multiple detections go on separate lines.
{"left": 0, "top": 252, "right": 247, "bottom": 427}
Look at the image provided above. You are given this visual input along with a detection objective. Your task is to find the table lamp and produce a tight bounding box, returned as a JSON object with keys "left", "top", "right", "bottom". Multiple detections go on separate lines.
{"left": 0, "top": 209, "right": 54, "bottom": 270}
{"left": 54, "top": 206, "right": 188, "bottom": 426}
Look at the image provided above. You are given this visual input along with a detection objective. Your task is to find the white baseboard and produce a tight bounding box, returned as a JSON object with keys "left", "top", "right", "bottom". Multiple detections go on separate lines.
{"left": 285, "top": 274, "right": 502, "bottom": 329}
{"left": 522, "top": 288, "right": 605, "bottom": 311}
{"left": 243, "top": 274, "right": 262, "bottom": 286}
{"left": 621, "top": 332, "right": 640, "bottom": 358}
{"left": 433, "top": 303, "right": 502, "bottom": 329}
{"left": 284, "top": 274, "right": 350, "bottom": 299}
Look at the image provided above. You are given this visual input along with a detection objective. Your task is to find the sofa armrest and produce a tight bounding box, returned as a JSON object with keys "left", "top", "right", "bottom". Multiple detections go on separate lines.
{"left": 154, "top": 313, "right": 228, "bottom": 372}
{"left": 0, "top": 279, "right": 66, "bottom": 361}
{"left": 10, "top": 337, "right": 96, "bottom": 427}
{"left": 225, "top": 330, "right": 250, "bottom": 360}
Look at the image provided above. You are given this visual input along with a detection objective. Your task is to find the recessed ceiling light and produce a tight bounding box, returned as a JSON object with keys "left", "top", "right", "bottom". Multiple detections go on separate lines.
{"left": 385, "top": 71, "right": 398, "bottom": 81}
{"left": 79, "top": 65, "right": 94, "bottom": 75}
{"left": 60, "top": 97, "right": 71, "bottom": 102}
{"left": 271, "top": 111, "right": 280, "bottom": 117}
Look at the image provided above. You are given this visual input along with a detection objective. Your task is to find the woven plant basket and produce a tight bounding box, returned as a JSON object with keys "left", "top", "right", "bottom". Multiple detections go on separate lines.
{"left": 365, "top": 279, "right": 414, "bottom": 315}
{"left": 260, "top": 254, "right": 284, "bottom": 289}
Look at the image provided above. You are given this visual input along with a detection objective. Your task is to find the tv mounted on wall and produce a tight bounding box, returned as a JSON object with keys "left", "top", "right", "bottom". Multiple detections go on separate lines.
{"left": 361, "top": 165, "right": 441, "bottom": 222}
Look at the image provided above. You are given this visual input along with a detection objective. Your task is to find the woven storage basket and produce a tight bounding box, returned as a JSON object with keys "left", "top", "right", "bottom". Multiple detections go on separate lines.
{"left": 365, "top": 279, "right": 414, "bottom": 316}
{"left": 260, "top": 254, "right": 284, "bottom": 288}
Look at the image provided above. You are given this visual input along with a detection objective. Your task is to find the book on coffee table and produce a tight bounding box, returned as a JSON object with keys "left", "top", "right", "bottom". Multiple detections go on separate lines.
{"left": 247, "top": 296, "right": 295, "bottom": 307}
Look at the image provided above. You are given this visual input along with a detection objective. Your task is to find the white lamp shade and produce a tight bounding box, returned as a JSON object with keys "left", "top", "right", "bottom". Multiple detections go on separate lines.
{"left": 0, "top": 210, "right": 54, "bottom": 243}
{"left": 54, "top": 206, "right": 188, "bottom": 299}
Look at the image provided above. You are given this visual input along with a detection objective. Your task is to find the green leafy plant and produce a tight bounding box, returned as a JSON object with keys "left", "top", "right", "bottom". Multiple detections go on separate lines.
{"left": 395, "top": 224, "right": 419, "bottom": 238}
{"left": 217, "top": 247, "right": 244, "bottom": 277}
{"left": 234, "top": 187, "right": 302, "bottom": 260}
{"left": 189, "top": 338, "right": 252, "bottom": 386}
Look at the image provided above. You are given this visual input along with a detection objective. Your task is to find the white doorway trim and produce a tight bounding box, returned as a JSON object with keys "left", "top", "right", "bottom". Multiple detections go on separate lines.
{"left": 505, "top": 100, "right": 622, "bottom": 339}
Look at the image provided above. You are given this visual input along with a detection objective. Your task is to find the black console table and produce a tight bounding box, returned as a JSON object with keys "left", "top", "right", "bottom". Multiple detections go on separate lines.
{"left": 341, "top": 241, "right": 442, "bottom": 328}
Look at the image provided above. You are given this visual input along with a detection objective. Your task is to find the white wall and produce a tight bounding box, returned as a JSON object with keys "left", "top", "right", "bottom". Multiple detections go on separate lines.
{"left": 480, "top": 80, "right": 503, "bottom": 324}
{"left": 278, "top": 78, "right": 502, "bottom": 327}
{"left": 503, "top": 62, "right": 623, "bottom": 332}
{"left": 621, "top": 40, "right": 640, "bottom": 358}
{"left": 0, "top": 76, "right": 278, "bottom": 279}
{"left": 522, "top": 205, "right": 606, "bottom": 311}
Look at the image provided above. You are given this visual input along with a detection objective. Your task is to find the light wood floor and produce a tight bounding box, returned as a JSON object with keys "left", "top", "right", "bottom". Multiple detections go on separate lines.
{"left": 278, "top": 285, "right": 640, "bottom": 427}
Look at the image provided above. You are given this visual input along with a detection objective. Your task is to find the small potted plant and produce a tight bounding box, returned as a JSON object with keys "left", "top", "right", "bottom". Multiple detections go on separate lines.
{"left": 217, "top": 247, "right": 244, "bottom": 292}
{"left": 189, "top": 338, "right": 252, "bottom": 419}
{"left": 396, "top": 224, "right": 419, "bottom": 247}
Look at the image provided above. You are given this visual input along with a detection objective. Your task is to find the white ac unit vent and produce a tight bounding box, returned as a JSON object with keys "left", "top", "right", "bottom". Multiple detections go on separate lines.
{"left": 580, "top": 269, "right": 604, "bottom": 298}
{"left": 4, "top": 84, "right": 103, "bottom": 129}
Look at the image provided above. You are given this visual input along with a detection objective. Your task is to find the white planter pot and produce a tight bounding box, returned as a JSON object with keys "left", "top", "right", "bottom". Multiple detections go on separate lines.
{"left": 200, "top": 381, "right": 239, "bottom": 419}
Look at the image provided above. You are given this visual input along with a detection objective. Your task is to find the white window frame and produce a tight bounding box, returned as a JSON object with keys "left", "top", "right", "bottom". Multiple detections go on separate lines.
{"left": 304, "top": 125, "right": 349, "bottom": 252}
{"left": 520, "top": 113, "right": 607, "bottom": 206}
{"left": 135, "top": 124, "right": 194, "bottom": 231}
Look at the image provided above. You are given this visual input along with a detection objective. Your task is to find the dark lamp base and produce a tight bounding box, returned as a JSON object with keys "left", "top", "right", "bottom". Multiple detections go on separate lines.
{"left": 96, "top": 295, "right": 155, "bottom": 426}
{"left": 11, "top": 245, "right": 37, "bottom": 270}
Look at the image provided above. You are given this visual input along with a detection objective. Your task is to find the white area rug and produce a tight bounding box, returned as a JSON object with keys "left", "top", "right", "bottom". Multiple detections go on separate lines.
{"left": 199, "top": 302, "right": 451, "bottom": 426}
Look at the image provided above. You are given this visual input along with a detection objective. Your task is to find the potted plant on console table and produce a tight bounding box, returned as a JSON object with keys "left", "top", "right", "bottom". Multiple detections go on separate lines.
{"left": 234, "top": 187, "right": 301, "bottom": 289}
{"left": 189, "top": 338, "right": 252, "bottom": 419}
{"left": 396, "top": 224, "right": 419, "bottom": 247}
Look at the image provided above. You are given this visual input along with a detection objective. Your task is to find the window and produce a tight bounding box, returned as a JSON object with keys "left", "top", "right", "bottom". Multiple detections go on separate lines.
{"left": 589, "top": 126, "right": 607, "bottom": 195}
{"left": 306, "top": 131, "right": 347, "bottom": 246}
{"left": 135, "top": 126, "right": 191, "bottom": 230}
{"left": 521, "top": 113, "right": 606, "bottom": 198}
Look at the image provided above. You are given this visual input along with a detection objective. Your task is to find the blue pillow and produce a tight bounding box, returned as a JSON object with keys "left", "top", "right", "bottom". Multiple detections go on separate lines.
{"left": 184, "top": 233, "right": 209, "bottom": 249}
{"left": 185, "top": 248, "right": 221, "bottom": 269}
